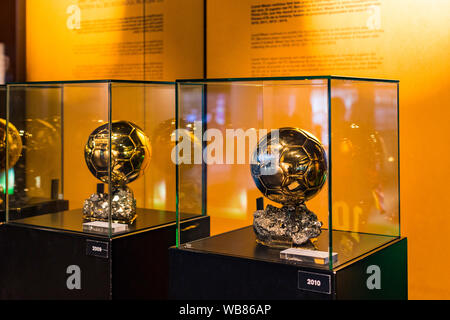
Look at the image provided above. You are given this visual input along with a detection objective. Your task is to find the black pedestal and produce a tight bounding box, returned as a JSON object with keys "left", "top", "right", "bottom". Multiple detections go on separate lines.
{"left": 169, "top": 226, "right": 407, "bottom": 300}
{"left": 0, "top": 209, "right": 210, "bottom": 299}
{"left": 0, "top": 198, "right": 69, "bottom": 222}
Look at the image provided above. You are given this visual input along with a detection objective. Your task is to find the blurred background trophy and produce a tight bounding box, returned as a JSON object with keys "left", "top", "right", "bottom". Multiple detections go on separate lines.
{"left": 0, "top": 118, "right": 22, "bottom": 205}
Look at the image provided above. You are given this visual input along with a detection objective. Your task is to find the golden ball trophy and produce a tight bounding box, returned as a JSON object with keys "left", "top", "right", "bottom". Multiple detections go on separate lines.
{"left": 83, "top": 120, "right": 151, "bottom": 224}
{"left": 251, "top": 127, "right": 327, "bottom": 247}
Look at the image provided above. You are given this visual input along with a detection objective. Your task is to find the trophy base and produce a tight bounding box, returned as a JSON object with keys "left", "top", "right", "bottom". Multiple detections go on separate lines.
{"left": 253, "top": 204, "right": 322, "bottom": 247}
{"left": 82, "top": 186, "right": 137, "bottom": 225}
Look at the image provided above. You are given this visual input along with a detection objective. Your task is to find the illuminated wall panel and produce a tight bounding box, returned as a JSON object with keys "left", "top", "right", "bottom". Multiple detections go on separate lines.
{"left": 207, "top": 0, "right": 450, "bottom": 299}
{"left": 26, "top": 0, "right": 203, "bottom": 81}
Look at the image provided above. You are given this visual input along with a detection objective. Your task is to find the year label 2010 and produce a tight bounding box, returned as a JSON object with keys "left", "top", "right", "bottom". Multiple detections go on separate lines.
{"left": 298, "top": 271, "right": 330, "bottom": 294}
{"left": 307, "top": 278, "right": 321, "bottom": 286}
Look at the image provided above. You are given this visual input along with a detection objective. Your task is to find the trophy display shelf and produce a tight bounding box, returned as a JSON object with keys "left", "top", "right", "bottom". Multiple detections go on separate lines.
{"left": 0, "top": 208, "right": 210, "bottom": 299}
{"left": 0, "top": 197, "right": 69, "bottom": 222}
{"left": 169, "top": 226, "right": 407, "bottom": 300}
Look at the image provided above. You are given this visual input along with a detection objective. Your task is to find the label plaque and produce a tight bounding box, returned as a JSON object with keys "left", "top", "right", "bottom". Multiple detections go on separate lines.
{"left": 86, "top": 240, "right": 109, "bottom": 259}
{"left": 298, "top": 271, "right": 331, "bottom": 294}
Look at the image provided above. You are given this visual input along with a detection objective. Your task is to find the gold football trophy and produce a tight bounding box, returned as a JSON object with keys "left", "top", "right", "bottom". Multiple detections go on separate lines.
{"left": 83, "top": 120, "right": 151, "bottom": 224}
{"left": 251, "top": 127, "right": 327, "bottom": 247}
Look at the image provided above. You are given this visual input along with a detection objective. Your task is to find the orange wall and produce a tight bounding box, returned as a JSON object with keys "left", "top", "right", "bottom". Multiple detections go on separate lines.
{"left": 26, "top": 0, "right": 203, "bottom": 81}
{"left": 206, "top": 0, "right": 450, "bottom": 299}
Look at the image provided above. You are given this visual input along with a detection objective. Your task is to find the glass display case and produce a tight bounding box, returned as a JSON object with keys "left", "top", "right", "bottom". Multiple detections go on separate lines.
{"left": 175, "top": 76, "right": 400, "bottom": 270}
{"left": 5, "top": 80, "right": 194, "bottom": 236}
{"left": 0, "top": 80, "right": 210, "bottom": 299}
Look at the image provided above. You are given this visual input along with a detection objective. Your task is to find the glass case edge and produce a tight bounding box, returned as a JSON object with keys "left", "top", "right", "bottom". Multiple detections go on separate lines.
{"left": 327, "top": 78, "right": 333, "bottom": 270}
{"left": 397, "top": 82, "right": 401, "bottom": 237}
{"left": 175, "top": 82, "right": 180, "bottom": 247}
{"left": 6, "top": 79, "right": 175, "bottom": 86}
{"left": 5, "top": 85, "right": 10, "bottom": 222}
{"left": 107, "top": 82, "right": 113, "bottom": 238}
{"left": 175, "top": 75, "right": 399, "bottom": 84}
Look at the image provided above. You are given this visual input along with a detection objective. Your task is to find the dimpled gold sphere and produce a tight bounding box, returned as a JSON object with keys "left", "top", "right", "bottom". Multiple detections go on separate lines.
{"left": 251, "top": 127, "right": 327, "bottom": 205}
{"left": 84, "top": 121, "right": 151, "bottom": 186}
{"left": 0, "top": 118, "right": 23, "bottom": 170}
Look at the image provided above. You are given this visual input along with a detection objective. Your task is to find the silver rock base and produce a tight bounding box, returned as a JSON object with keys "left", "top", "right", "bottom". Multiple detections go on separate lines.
{"left": 253, "top": 204, "right": 322, "bottom": 247}
{"left": 82, "top": 186, "right": 137, "bottom": 224}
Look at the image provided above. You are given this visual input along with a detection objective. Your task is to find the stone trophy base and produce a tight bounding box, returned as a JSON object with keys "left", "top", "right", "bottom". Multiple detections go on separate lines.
{"left": 253, "top": 204, "right": 322, "bottom": 248}
{"left": 82, "top": 185, "right": 137, "bottom": 225}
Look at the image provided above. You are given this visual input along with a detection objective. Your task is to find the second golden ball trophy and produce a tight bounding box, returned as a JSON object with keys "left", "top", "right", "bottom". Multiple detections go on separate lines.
{"left": 251, "top": 127, "right": 338, "bottom": 265}
{"left": 251, "top": 127, "right": 327, "bottom": 248}
{"left": 82, "top": 120, "right": 151, "bottom": 226}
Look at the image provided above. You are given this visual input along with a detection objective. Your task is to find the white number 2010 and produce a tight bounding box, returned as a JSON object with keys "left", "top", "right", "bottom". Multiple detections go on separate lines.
{"left": 307, "top": 278, "right": 321, "bottom": 286}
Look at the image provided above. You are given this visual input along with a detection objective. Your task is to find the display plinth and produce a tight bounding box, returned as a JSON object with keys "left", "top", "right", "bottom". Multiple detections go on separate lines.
{"left": 0, "top": 198, "right": 69, "bottom": 222}
{"left": 0, "top": 209, "right": 210, "bottom": 299}
{"left": 169, "top": 226, "right": 407, "bottom": 300}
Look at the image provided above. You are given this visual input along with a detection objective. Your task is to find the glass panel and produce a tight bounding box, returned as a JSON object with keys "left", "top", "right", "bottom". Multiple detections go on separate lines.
{"left": 108, "top": 82, "right": 180, "bottom": 234}
{"left": 175, "top": 83, "right": 206, "bottom": 247}
{"left": 176, "top": 78, "right": 332, "bottom": 263}
{"left": 330, "top": 79, "right": 399, "bottom": 267}
{"left": 6, "top": 84, "right": 64, "bottom": 223}
{"left": 5, "top": 82, "right": 110, "bottom": 233}
{"left": 5, "top": 81, "right": 176, "bottom": 238}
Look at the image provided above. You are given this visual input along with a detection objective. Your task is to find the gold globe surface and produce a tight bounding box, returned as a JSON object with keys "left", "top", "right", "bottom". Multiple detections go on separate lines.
{"left": 0, "top": 119, "right": 23, "bottom": 170}
{"left": 251, "top": 127, "right": 327, "bottom": 205}
{"left": 84, "top": 120, "right": 151, "bottom": 186}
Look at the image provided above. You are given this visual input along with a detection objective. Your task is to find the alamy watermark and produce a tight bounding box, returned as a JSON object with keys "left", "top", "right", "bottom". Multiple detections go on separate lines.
{"left": 366, "top": 265, "right": 381, "bottom": 290}
{"left": 170, "top": 121, "right": 279, "bottom": 175}
{"left": 66, "top": 265, "right": 81, "bottom": 290}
